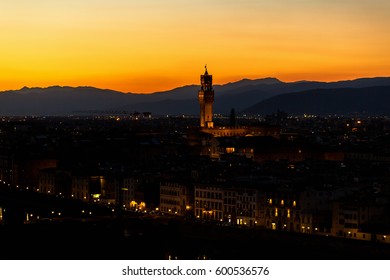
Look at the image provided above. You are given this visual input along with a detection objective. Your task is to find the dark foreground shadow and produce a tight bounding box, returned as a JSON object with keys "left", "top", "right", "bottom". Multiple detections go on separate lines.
{"left": 1, "top": 217, "right": 390, "bottom": 260}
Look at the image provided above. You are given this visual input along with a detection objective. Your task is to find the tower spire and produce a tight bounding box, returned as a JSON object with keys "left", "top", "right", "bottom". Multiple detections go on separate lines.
{"left": 205, "top": 64, "right": 208, "bottom": 75}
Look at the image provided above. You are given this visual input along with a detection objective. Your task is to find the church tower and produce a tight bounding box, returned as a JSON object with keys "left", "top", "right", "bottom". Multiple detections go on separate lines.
{"left": 198, "top": 65, "right": 214, "bottom": 128}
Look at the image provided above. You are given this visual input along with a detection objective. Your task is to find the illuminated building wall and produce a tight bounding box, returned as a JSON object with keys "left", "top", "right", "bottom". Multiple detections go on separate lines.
{"left": 38, "top": 168, "right": 56, "bottom": 195}
{"left": 71, "top": 175, "right": 90, "bottom": 200}
{"left": 159, "top": 182, "right": 192, "bottom": 216}
{"left": 37, "top": 168, "right": 71, "bottom": 197}
{"left": 89, "top": 175, "right": 106, "bottom": 200}
{"left": 331, "top": 199, "right": 388, "bottom": 242}
{"left": 194, "top": 184, "right": 223, "bottom": 221}
{"left": 12, "top": 159, "right": 58, "bottom": 190}
{"left": 223, "top": 189, "right": 237, "bottom": 224}
{"left": 235, "top": 188, "right": 260, "bottom": 227}
{"left": 200, "top": 126, "right": 280, "bottom": 138}
{"left": 100, "top": 178, "right": 119, "bottom": 205}
{"left": 263, "top": 192, "right": 300, "bottom": 232}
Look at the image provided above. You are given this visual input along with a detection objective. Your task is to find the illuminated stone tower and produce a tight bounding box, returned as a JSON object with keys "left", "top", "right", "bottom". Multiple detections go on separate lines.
{"left": 198, "top": 65, "right": 214, "bottom": 128}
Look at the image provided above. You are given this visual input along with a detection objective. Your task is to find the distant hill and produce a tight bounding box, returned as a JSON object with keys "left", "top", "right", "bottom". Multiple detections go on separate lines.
{"left": 0, "top": 77, "right": 390, "bottom": 116}
{"left": 0, "top": 86, "right": 132, "bottom": 116}
{"left": 242, "top": 86, "right": 390, "bottom": 116}
{"left": 116, "top": 77, "right": 285, "bottom": 115}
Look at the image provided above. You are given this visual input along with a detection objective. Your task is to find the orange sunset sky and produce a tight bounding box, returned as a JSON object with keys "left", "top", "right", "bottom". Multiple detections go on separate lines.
{"left": 1, "top": 0, "right": 389, "bottom": 93}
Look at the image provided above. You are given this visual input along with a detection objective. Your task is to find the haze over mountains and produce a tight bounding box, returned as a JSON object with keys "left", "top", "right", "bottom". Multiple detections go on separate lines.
{"left": 1, "top": 77, "right": 390, "bottom": 116}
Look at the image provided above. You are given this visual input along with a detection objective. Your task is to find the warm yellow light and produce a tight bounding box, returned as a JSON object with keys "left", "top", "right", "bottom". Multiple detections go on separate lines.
{"left": 226, "top": 147, "right": 235, "bottom": 154}
{"left": 139, "top": 202, "right": 146, "bottom": 209}
{"left": 130, "top": 201, "right": 137, "bottom": 208}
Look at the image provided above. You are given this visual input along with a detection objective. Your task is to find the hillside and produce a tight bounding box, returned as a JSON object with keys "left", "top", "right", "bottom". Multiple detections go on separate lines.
{"left": 242, "top": 86, "right": 390, "bottom": 116}
{"left": 0, "top": 77, "right": 390, "bottom": 116}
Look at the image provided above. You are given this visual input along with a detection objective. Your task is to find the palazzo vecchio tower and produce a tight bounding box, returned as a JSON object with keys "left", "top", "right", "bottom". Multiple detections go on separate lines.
{"left": 198, "top": 65, "right": 214, "bottom": 128}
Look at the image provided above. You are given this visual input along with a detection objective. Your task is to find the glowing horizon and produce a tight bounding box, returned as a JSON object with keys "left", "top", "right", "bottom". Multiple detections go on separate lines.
{"left": 1, "top": 0, "right": 389, "bottom": 94}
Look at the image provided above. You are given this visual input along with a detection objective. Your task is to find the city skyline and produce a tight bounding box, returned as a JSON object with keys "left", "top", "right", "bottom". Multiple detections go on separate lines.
{"left": 1, "top": 0, "right": 389, "bottom": 93}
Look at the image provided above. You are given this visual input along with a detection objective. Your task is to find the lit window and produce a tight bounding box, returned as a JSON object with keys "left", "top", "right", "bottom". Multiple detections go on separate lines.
{"left": 226, "top": 147, "right": 235, "bottom": 154}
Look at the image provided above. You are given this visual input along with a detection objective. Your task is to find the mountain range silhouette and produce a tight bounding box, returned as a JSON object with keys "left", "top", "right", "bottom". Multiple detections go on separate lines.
{"left": 1, "top": 77, "right": 390, "bottom": 116}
